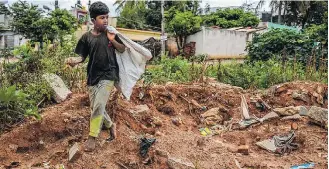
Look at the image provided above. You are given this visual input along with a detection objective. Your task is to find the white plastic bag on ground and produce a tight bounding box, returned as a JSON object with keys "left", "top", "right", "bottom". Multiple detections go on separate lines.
{"left": 107, "top": 26, "right": 152, "bottom": 100}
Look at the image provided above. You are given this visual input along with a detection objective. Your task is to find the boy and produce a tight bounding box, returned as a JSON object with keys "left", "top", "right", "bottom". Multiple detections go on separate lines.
{"left": 66, "top": 1, "right": 125, "bottom": 152}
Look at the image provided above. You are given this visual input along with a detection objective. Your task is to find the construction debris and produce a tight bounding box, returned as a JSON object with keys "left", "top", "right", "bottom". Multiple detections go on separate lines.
{"left": 43, "top": 73, "right": 72, "bottom": 103}
{"left": 273, "top": 106, "right": 303, "bottom": 116}
{"left": 167, "top": 157, "right": 196, "bottom": 169}
{"left": 68, "top": 143, "right": 81, "bottom": 162}
{"left": 256, "top": 131, "right": 298, "bottom": 155}
{"left": 240, "top": 95, "right": 250, "bottom": 120}
{"left": 140, "top": 137, "right": 156, "bottom": 157}
{"left": 281, "top": 114, "right": 302, "bottom": 121}
{"left": 307, "top": 106, "right": 328, "bottom": 129}
{"left": 290, "top": 162, "right": 315, "bottom": 169}
{"left": 292, "top": 91, "right": 309, "bottom": 102}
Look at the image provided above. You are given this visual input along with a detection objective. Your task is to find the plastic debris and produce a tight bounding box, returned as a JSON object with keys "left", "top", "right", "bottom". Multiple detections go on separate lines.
{"left": 290, "top": 162, "right": 315, "bottom": 169}
{"left": 199, "top": 127, "right": 212, "bottom": 136}
{"left": 140, "top": 137, "right": 156, "bottom": 157}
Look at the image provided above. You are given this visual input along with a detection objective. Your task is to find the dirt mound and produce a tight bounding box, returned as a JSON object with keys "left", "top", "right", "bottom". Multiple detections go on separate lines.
{"left": 0, "top": 81, "right": 327, "bottom": 169}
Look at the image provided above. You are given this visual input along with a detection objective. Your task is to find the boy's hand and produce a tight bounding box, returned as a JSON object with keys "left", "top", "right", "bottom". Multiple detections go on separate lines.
{"left": 107, "top": 32, "right": 116, "bottom": 42}
{"left": 65, "top": 57, "right": 83, "bottom": 67}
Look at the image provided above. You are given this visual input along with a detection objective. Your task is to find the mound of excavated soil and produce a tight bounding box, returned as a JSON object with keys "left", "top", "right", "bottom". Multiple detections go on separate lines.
{"left": 0, "top": 81, "right": 327, "bottom": 169}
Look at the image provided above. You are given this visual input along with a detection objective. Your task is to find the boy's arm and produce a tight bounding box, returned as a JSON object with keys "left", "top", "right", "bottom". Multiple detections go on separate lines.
{"left": 107, "top": 33, "right": 125, "bottom": 53}
{"left": 66, "top": 34, "right": 89, "bottom": 67}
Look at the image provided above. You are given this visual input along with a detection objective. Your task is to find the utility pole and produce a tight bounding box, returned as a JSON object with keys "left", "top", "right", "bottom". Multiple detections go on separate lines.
{"left": 87, "top": 0, "right": 91, "bottom": 31}
{"left": 161, "top": 0, "right": 165, "bottom": 56}
{"left": 55, "top": 0, "right": 58, "bottom": 9}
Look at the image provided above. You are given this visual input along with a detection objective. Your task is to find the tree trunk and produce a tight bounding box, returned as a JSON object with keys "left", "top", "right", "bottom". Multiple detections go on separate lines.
{"left": 278, "top": 1, "right": 283, "bottom": 24}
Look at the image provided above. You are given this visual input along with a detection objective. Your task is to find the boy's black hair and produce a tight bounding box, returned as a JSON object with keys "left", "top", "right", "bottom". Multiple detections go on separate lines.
{"left": 89, "top": 1, "right": 109, "bottom": 19}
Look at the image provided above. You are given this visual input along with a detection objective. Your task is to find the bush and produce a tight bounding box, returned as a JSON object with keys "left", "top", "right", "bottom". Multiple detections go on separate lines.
{"left": 0, "top": 85, "right": 40, "bottom": 132}
{"left": 0, "top": 34, "right": 86, "bottom": 130}
{"left": 246, "top": 29, "right": 313, "bottom": 62}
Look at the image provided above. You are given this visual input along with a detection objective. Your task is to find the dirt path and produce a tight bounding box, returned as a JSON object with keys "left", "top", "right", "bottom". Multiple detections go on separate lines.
{"left": 0, "top": 81, "right": 327, "bottom": 169}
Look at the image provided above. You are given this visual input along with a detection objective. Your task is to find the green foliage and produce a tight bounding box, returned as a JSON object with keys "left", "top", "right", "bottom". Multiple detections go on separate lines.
{"left": 167, "top": 11, "right": 202, "bottom": 37}
{"left": 0, "top": 3, "right": 10, "bottom": 15}
{"left": 0, "top": 34, "right": 86, "bottom": 131}
{"left": 305, "top": 23, "right": 328, "bottom": 46}
{"left": 202, "top": 8, "right": 260, "bottom": 28}
{"left": 9, "top": 1, "right": 78, "bottom": 45}
{"left": 246, "top": 29, "right": 313, "bottom": 62}
{"left": 117, "top": 1, "right": 148, "bottom": 29}
{"left": 0, "top": 85, "right": 40, "bottom": 131}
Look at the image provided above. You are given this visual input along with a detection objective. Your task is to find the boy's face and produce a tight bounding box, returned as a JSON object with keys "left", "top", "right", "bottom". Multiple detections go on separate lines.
{"left": 93, "top": 14, "right": 109, "bottom": 32}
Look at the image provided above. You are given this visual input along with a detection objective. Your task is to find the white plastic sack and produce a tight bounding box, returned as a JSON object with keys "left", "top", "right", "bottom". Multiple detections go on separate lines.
{"left": 107, "top": 26, "right": 152, "bottom": 100}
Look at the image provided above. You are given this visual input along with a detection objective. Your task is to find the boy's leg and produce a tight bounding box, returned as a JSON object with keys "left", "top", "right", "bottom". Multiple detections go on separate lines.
{"left": 89, "top": 80, "right": 114, "bottom": 137}
{"left": 85, "top": 80, "right": 114, "bottom": 151}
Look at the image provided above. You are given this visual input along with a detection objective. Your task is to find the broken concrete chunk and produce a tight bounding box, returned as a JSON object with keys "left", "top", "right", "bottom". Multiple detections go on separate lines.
{"left": 201, "top": 108, "right": 219, "bottom": 118}
{"left": 167, "top": 157, "right": 195, "bottom": 169}
{"left": 43, "top": 73, "right": 72, "bottom": 103}
{"left": 273, "top": 106, "right": 302, "bottom": 116}
{"left": 260, "top": 112, "right": 279, "bottom": 122}
{"left": 307, "top": 106, "right": 328, "bottom": 128}
{"left": 155, "top": 149, "right": 169, "bottom": 158}
{"left": 68, "top": 143, "right": 81, "bottom": 162}
{"left": 281, "top": 114, "right": 302, "bottom": 121}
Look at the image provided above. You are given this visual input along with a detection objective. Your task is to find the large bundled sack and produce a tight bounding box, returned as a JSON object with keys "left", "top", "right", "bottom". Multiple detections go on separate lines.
{"left": 107, "top": 26, "right": 152, "bottom": 100}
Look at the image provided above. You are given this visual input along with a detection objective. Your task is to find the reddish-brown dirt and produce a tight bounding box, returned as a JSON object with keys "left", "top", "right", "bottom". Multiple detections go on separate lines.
{"left": 0, "top": 81, "right": 327, "bottom": 169}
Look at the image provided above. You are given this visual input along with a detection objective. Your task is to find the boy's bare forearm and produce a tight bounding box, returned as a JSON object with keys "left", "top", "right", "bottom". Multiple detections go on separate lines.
{"left": 111, "top": 40, "right": 125, "bottom": 53}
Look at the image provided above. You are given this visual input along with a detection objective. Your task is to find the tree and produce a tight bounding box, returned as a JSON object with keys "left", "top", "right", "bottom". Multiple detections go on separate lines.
{"left": 117, "top": 1, "right": 148, "bottom": 30}
{"left": 202, "top": 8, "right": 260, "bottom": 28}
{"left": 10, "top": 1, "right": 44, "bottom": 43}
{"left": 10, "top": 1, "right": 78, "bottom": 48}
{"left": 0, "top": 3, "right": 10, "bottom": 15}
{"left": 166, "top": 11, "right": 202, "bottom": 50}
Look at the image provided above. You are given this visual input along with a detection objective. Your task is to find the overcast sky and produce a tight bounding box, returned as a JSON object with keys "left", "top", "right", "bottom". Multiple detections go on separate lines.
{"left": 4, "top": 0, "right": 270, "bottom": 16}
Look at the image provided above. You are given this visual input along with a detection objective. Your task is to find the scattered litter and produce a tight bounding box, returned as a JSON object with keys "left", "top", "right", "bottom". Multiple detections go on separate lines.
{"left": 237, "top": 145, "right": 249, "bottom": 155}
{"left": 140, "top": 137, "right": 156, "bottom": 157}
{"left": 290, "top": 162, "right": 315, "bottom": 169}
{"left": 238, "top": 118, "right": 258, "bottom": 128}
{"left": 234, "top": 158, "right": 243, "bottom": 169}
{"left": 172, "top": 117, "right": 183, "bottom": 126}
{"left": 256, "top": 131, "right": 298, "bottom": 154}
{"left": 199, "top": 127, "right": 212, "bottom": 136}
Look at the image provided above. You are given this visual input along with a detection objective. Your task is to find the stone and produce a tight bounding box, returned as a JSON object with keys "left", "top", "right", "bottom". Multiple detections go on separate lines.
{"left": 172, "top": 117, "right": 182, "bottom": 126}
{"left": 155, "top": 131, "right": 164, "bottom": 136}
{"left": 201, "top": 108, "right": 219, "bottom": 118}
{"left": 153, "top": 117, "right": 163, "bottom": 126}
{"left": 299, "top": 106, "right": 308, "bottom": 116}
{"left": 43, "top": 73, "right": 72, "bottom": 103}
{"left": 307, "top": 106, "right": 328, "bottom": 128}
{"left": 8, "top": 144, "right": 18, "bottom": 152}
{"left": 237, "top": 145, "right": 249, "bottom": 155}
{"left": 281, "top": 114, "right": 302, "bottom": 120}
{"left": 131, "top": 105, "right": 150, "bottom": 114}
{"left": 256, "top": 139, "right": 276, "bottom": 153}
{"left": 68, "top": 143, "right": 81, "bottom": 162}
{"left": 273, "top": 106, "right": 302, "bottom": 116}
{"left": 167, "top": 157, "right": 195, "bottom": 169}
{"left": 155, "top": 149, "right": 169, "bottom": 158}
{"left": 292, "top": 91, "right": 309, "bottom": 102}
{"left": 259, "top": 112, "right": 279, "bottom": 122}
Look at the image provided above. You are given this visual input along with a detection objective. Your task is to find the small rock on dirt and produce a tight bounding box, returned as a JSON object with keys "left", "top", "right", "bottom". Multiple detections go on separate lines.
{"left": 155, "top": 149, "right": 169, "bottom": 158}
{"left": 8, "top": 144, "right": 18, "bottom": 152}
{"left": 292, "top": 91, "right": 309, "bottom": 102}
{"left": 237, "top": 145, "right": 249, "bottom": 155}
{"left": 43, "top": 73, "right": 72, "bottom": 103}
{"left": 167, "top": 157, "right": 195, "bottom": 169}
{"left": 281, "top": 114, "right": 302, "bottom": 121}
{"left": 299, "top": 106, "right": 308, "bottom": 116}
{"left": 172, "top": 117, "right": 183, "bottom": 126}
{"left": 273, "top": 106, "right": 303, "bottom": 116}
{"left": 131, "top": 105, "right": 150, "bottom": 114}
{"left": 68, "top": 142, "right": 81, "bottom": 162}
